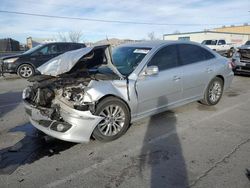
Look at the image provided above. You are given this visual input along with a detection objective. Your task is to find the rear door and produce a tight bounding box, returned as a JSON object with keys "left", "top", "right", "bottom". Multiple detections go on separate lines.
{"left": 177, "top": 44, "right": 215, "bottom": 101}
{"left": 136, "top": 45, "right": 183, "bottom": 117}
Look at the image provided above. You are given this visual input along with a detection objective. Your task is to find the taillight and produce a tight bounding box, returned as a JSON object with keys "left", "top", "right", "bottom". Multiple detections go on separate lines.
{"left": 228, "top": 61, "right": 236, "bottom": 69}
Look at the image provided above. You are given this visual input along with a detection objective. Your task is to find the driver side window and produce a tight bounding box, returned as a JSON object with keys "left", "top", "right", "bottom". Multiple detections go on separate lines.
{"left": 148, "top": 45, "right": 178, "bottom": 71}
{"left": 218, "top": 40, "right": 226, "bottom": 45}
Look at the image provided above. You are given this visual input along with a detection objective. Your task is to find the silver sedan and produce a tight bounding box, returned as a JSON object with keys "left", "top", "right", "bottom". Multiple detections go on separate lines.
{"left": 23, "top": 41, "right": 234, "bottom": 143}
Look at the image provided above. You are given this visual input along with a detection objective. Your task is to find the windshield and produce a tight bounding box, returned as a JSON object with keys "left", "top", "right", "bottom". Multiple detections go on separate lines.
{"left": 202, "top": 40, "right": 217, "bottom": 45}
{"left": 112, "top": 47, "right": 151, "bottom": 76}
{"left": 23, "top": 44, "right": 43, "bottom": 54}
{"left": 245, "top": 41, "right": 250, "bottom": 45}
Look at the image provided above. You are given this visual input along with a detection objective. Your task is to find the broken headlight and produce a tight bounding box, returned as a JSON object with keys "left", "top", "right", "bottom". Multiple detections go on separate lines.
{"left": 22, "top": 87, "right": 32, "bottom": 100}
{"left": 62, "top": 84, "right": 86, "bottom": 106}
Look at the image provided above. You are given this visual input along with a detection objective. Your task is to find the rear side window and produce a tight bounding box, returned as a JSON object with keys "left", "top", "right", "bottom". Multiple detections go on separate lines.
{"left": 178, "top": 44, "right": 215, "bottom": 65}
{"left": 57, "top": 44, "right": 70, "bottom": 53}
{"left": 218, "top": 40, "right": 226, "bottom": 45}
{"left": 148, "top": 45, "right": 178, "bottom": 71}
{"left": 70, "top": 43, "right": 86, "bottom": 50}
{"left": 202, "top": 40, "right": 217, "bottom": 45}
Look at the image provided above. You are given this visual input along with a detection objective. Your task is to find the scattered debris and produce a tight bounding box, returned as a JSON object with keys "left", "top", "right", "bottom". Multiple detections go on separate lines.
{"left": 18, "top": 178, "right": 24, "bottom": 182}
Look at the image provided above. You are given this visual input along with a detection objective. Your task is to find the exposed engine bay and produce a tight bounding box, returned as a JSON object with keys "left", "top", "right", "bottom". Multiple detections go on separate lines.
{"left": 24, "top": 69, "right": 119, "bottom": 109}
{"left": 22, "top": 44, "right": 131, "bottom": 143}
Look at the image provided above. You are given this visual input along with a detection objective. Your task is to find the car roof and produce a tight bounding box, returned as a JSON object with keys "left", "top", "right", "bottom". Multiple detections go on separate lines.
{"left": 119, "top": 40, "right": 168, "bottom": 48}
{"left": 119, "top": 40, "right": 202, "bottom": 49}
{"left": 44, "top": 42, "right": 85, "bottom": 45}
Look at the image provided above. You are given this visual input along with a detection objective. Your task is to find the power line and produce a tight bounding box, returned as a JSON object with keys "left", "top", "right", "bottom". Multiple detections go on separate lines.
{"left": 0, "top": 10, "right": 246, "bottom": 26}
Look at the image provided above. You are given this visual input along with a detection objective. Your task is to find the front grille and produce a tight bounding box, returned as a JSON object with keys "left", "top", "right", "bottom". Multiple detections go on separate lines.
{"left": 239, "top": 49, "right": 250, "bottom": 60}
{"left": 37, "top": 120, "right": 52, "bottom": 127}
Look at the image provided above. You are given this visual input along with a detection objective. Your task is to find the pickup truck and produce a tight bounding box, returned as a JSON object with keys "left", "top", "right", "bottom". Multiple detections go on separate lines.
{"left": 201, "top": 39, "right": 235, "bottom": 57}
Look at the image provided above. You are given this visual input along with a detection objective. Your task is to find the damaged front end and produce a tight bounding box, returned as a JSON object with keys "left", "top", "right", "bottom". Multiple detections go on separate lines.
{"left": 23, "top": 74, "right": 104, "bottom": 143}
{"left": 23, "top": 45, "right": 122, "bottom": 143}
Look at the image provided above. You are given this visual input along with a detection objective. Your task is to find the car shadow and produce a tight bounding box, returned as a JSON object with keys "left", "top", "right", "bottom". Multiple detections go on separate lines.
{"left": 0, "top": 123, "right": 76, "bottom": 175}
{"left": 0, "top": 91, "right": 22, "bottom": 118}
{"left": 139, "top": 97, "right": 188, "bottom": 187}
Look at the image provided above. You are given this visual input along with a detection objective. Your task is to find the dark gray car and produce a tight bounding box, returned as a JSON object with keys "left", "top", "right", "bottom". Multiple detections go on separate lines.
{"left": 0, "top": 42, "right": 86, "bottom": 78}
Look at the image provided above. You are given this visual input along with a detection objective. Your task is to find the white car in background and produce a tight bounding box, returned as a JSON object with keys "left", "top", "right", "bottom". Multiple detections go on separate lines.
{"left": 202, "top": 39, "right": 236, "bottom": 57}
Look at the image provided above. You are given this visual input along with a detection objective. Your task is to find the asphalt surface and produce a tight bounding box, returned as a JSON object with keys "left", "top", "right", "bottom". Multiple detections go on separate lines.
{"left": 0, "top": 74, "right": 250, "bottom": 188}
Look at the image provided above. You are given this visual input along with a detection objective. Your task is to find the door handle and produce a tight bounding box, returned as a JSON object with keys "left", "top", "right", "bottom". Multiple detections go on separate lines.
{"left": 173, "top": 76, "right": 181, "bottom": 81}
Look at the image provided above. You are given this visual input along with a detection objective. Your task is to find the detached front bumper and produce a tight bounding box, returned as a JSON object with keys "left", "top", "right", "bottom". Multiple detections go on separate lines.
{"left": 24, "top": 100, "right": 103, "bottom": 143}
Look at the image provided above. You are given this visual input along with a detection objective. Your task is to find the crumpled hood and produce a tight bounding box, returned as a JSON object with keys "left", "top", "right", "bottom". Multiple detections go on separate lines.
{"left": 37, "top": 45, "right": 124, "bottom": 79}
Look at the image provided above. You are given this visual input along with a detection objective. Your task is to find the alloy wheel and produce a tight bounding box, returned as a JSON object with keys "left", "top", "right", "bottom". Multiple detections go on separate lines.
{"left": 208, "top": 81, "right": 222, "bottom": 103}
{"left": 97, "top": 105, "right": 126, "bottom": 136}
{"left": 19, "top": 66, "right": 33, "bottom": 78}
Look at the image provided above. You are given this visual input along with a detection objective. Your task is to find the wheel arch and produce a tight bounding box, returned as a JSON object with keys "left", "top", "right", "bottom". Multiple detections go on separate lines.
{"left": 215, "top": 75, "right": 224, "bottom": 85}
{"left": 16, "top": 63, "right": 36, "bottom": 72}
{"left": 200, "top": 75, "right": 225, "bottom": 105}
{"left": 202, "top": 75, "right": 225, "bottom": 97}
{"left": 95, "top": 94, "right": 131, "bottom": 114}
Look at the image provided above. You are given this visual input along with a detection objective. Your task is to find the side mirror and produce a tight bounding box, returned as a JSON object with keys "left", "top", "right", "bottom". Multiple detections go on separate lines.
{"left": 143, "top": 66, "right": 159, "bottom": 76}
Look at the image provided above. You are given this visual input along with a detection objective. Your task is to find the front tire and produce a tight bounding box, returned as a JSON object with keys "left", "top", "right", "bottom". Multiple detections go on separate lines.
{"left": 92, "top": 97, "right": 131, "bottom": 142}
{"left": 17, "top": 64, "right": 34, "bottom": 78}
{"left": 227, "top": 49, "right": 233, "bottom": 58}
{"left": 200, "top": 77, "right": 224, "bottom": 106}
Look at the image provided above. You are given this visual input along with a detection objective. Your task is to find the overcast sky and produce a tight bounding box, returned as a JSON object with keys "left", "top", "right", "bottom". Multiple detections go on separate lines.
{"left": 0, "top": 0, "right": 249, "bottom": 43}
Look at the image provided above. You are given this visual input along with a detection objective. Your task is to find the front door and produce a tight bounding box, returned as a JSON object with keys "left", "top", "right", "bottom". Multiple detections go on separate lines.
{"left": 136, "top": 45, "right": 182, "bottom": 117}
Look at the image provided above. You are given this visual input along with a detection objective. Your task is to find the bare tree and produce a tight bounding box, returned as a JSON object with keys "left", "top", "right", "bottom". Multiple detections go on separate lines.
{"left": 57, "top": 30, "right": 83, "bottom": 42}
{"left": 68, "top": 30, "right": 83, "bottom": 42}
{"left": 57, "top": 32, "right": 67, "bottom": 42}
{"left": 147, "top": 32, "right": 156, "bottom": 40}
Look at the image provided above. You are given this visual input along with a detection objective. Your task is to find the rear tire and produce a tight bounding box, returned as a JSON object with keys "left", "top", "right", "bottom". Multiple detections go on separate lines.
{"left": 92, "top": 97, "right": 131, "bottom": 142}
{"left": 17, "top": 64, "right": 34, "bottom": 78}
{"left": 200, "top": 77, "right": 224, "bottom": 106}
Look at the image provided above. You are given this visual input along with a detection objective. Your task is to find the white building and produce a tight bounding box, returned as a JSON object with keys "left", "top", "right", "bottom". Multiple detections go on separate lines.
{"left": 26, "top": 37, "right": 57, "bottom": 49}
{"left": 163, "top": 31, "right": 250, "bottom": 46}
